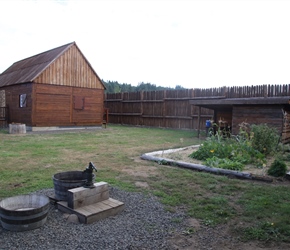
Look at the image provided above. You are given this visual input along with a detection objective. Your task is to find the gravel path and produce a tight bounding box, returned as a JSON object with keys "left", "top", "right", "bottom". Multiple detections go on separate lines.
{"left": 0, "top": 187, "right": 186, "bottom": 250}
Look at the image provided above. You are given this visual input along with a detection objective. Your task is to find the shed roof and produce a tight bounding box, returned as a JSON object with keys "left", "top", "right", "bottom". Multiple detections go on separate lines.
{"left": 0, "top": 42, "right": 104, "bottom": 88}
{"left": 189, "top": 96, "right": 290, "bottom": 111}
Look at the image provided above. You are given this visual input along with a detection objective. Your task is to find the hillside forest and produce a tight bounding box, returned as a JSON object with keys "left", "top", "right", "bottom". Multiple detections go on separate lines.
{"left": 103, "top": 80, "right": 185, "bottom": 93}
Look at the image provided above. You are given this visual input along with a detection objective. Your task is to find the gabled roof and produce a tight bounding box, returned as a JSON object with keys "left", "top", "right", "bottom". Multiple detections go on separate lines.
{"left": 0, "top": 42, "right": 105, "bottom": 88}
{"left": 0, "top": 42, "right": 74, "bottom": 87}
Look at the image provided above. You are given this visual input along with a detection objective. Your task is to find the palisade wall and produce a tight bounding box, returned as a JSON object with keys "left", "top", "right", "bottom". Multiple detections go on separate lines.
{"left": 105, "top": 85, "right": 290, "bottom": 132}
{"left": 105, "top": 88, "right": 217, "bottom": 130}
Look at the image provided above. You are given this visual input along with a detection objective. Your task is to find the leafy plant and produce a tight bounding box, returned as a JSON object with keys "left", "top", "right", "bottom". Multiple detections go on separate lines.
{"left": 189, "top": 128, "right": 234, "bottom": 160}
{"left": 251, "top": 124, "right": 280, "bottom": 155}
{"left": 282, "top": 153, "right": 290, "bottom": 162}
{"left": 189, "top": 124, "right": 266, "bottom": 170}
{"left": 205, "top": 156, "right": 244, "bottom": 171}
{"left": 267, "top": 159, "right": 287, "bottom": 177}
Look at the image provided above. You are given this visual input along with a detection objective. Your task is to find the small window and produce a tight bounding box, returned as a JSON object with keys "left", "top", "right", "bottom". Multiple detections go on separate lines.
{"left": 19, "top": 94, "right": 27, "bottom": 108}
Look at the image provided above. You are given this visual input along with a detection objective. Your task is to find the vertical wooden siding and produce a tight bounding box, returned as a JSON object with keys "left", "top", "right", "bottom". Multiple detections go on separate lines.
{"left": 105, "top": 89, "right": 213, "bottom": 130}
{"left": 105, "top": 84, "right": 290, "bottom": 131}
{"left": 34, "top": 44, "right": 104, "bottom": 89}
{"left": 193, "top": 84, "right": 290, "bottom": 98}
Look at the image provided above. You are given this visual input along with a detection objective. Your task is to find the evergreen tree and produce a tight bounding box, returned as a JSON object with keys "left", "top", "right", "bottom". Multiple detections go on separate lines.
{"left": 102, "top": 80, "right": 185, "bottom": 93}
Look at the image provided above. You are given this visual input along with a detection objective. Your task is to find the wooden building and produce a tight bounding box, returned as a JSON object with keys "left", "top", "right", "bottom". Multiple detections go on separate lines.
{"left": 0, "top": 42, "right": 105, "bottom": 129}
{"left": 104, "top": 85, "right": 290, "bottom": 143}
{"left": 189, "top": 90, "right": 290, "bottom": 143}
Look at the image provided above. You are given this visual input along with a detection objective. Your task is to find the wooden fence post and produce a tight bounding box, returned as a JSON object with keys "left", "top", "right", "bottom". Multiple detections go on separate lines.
{"left": 197, "top": 106, "right": 201, "bottom": 138}
{"left": 141, "top": 91, "right": 144, "bottom": 125}
{"left": 121, "top": 92, "right": 123, "bottom": 125}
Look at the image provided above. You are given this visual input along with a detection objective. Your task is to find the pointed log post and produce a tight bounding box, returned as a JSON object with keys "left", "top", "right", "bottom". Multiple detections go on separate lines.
{"left": 197, "top": 106, "right": 201, "bottom": 138}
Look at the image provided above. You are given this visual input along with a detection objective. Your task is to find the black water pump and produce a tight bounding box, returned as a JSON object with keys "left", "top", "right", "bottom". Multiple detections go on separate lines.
{"left": 83, "top": 162, "right": 97, "bottom": 188}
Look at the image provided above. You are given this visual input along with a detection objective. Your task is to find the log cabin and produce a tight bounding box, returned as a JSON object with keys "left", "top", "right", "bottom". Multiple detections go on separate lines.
{"left": 189, "top": 86, "right": 290, "bottom": 143}
{"left": 0, "top": 42, "right": 105, "bottom": 130}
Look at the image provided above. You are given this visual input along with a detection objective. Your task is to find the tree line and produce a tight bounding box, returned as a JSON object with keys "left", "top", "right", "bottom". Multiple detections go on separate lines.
{"left": 102, "top": 80, "right": 185, "bottom": 93}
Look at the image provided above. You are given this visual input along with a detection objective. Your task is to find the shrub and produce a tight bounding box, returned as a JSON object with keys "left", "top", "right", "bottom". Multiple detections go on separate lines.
{"left": 189, "top": 138, "right": 233, "bottom": 160}
{"left": 250, "top": 124, "right": 280, "bottom": 155}
{"left": 267, "top": 159, "right": 287, "bottom": 177}
{"left": 189, "top": 125, "right": 267, "bottom": 171}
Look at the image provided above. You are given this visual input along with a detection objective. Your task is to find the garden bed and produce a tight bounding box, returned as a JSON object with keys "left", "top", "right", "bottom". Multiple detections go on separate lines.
{"left": 141, "top": 145, "right": 290, "bottom": 183}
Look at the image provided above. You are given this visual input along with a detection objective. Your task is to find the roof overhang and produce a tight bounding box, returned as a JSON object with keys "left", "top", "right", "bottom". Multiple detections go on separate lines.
{"left": 189, "top": 96, "right": 290, "bottom": 111}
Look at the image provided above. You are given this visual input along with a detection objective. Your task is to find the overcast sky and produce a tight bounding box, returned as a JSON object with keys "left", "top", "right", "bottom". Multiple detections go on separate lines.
{"left": 1, "top": 0, "right": 290, "bottom": 89}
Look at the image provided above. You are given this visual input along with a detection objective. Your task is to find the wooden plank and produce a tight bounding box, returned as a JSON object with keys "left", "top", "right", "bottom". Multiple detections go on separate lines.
{"left": 102, "top": 198, "right": 124, "bottom": 207}
{"left": 81, "top": 204, "right": 105, "bottom": 213}
{"left": 69, "top": 190, "right": 109, "bottom": 209}
{"left": 67, "top": 182, "right": 108, "bottom": 206}
{"left": 86, "top": 203, "right": 124, "bottom": 224}
{"left": 105, "top": 99, "right": 123, "bottom": 102}
{"left": 197, "top": 106, "right": 201, "bottom": 138}
{"left": 91, "top": 202, "right": 111, "bottom": 211}
{"left": 34, "top": 44, "right": 104, "bottom": 89}
{"left": 74, "top": 207, "right": 93, "bottom": 217}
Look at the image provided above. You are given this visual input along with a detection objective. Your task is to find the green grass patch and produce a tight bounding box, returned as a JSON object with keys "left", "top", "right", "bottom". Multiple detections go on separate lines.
{"left": 0, "top": 125, "right": 290, "bottom": 243}
{"left": 236, "top": 184, "right": 290, "bottom": 242}
{"left": 0, "top": 125, "right": 198, "bottom": 198}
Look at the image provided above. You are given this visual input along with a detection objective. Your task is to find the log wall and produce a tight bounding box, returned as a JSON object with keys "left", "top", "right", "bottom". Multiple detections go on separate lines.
{"left": 105, "top": 85, "right": 290, "bottom": 137}
{"left": 33, "top": 84, "right": 104, "bottom": 126}
{"left": 106, "top": 89, "right": 214, "bottom": 130}
{"left": 0, "top": 83, "right": 105, "bottom": 127}
{"left": 232, "top": 105, "right": 284, "bottom": 134}
{"left": 3, "top": 83, "right": 33, "bottom": 125}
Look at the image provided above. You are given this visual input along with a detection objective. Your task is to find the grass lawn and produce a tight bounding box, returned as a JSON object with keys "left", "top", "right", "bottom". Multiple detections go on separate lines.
{"left": 0, "top": 124, "right": 290, "bottom": 243}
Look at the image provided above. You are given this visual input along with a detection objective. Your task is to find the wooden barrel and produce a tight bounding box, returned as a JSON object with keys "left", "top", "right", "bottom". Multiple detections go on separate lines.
{"left": 9, "top": 123, "right": 26, "bottom": 134}
{"left": 53, "top": 171, "right": 94, "bottom": 201}
{"left": 0, "top": 194, "right": 50, "bottom": 231}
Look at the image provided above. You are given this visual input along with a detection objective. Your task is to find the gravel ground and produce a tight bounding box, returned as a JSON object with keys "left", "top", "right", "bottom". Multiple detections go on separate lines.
{"left": 0, "top": 186, "right": 187, "bottom": 250}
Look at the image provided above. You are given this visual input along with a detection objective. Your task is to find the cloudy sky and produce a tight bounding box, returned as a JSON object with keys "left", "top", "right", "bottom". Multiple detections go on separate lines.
{"left": 1, "top": 0, "right": 290, "bottom": 89}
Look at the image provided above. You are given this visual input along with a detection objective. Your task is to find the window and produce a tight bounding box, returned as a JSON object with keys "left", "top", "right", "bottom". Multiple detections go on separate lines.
{"left": 19, "top": 94, "right": 27, "bottom": 108}
{"left": 74, "top": 96, "right": 85, "bottom": 110}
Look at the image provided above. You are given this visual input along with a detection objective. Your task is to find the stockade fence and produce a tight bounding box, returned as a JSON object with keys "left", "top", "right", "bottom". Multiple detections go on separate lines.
{"left": 105, "top": 84, "right": 290, "bottom": 134}
{"left": 105, "top": 89, "right": 212, "bottom": 131}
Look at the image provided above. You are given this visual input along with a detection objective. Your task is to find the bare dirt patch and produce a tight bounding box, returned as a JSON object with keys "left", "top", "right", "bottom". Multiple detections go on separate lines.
{"left": 121, "top": 166, "right": 157, "bottom": 178}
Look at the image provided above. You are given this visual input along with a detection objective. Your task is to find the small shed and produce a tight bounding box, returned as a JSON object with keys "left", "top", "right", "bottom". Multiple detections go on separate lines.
{"left": 0, "top": 42, "right": 105, "bottom": 129}
{"left": 189, "top": 86, "right": 290, "bottom": 143}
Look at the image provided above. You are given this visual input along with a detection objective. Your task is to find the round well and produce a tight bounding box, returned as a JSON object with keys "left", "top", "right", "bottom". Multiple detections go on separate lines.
{"left": 0, "top": 194, "right": 50, "bottom": 231}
